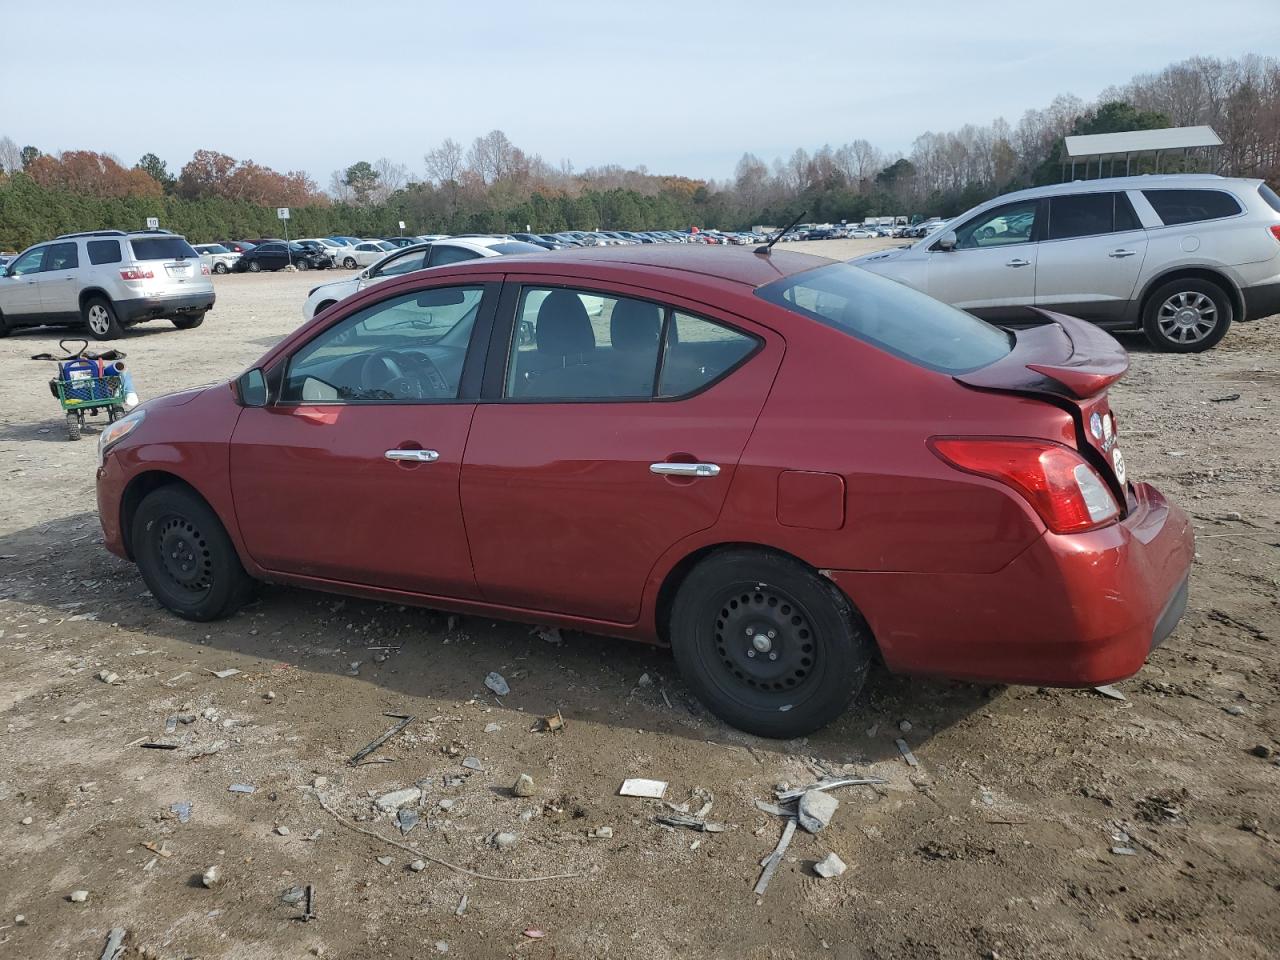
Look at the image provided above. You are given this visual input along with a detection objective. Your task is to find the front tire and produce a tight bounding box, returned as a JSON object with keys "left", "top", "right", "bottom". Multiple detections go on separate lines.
{"left": 248, "top": 260, "right": 262, "bottom": 273}
{"left": 1142, "top": 278, "right": 1232, "bottom": 353}
{"left": 213, "top": 262, "right": 229, "bottom": 275}
{"left": 171, "top": 312, "right": 205, "bottom": 330}
{"left": 669, "top": 549, "right": 874, "bottom": 738}
{"left": 296, "top": 259, "right": 310, "bottom": 271}
{"left": 132, "top": 486, "right": 254, "bottom": 621}
{"left": 343, "top": 256, "right": 357, "bottom": 269}
{"left": 83, "top": 296, "right": 123, "bottom": 340}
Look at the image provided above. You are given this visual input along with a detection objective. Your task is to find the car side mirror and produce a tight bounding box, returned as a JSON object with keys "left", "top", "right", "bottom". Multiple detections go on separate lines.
{"left": 236, "top": 368, "right": 269, "bottom": 407}
{"left": 936, "top": 231, "right": 957, "bottom": 252}
{"left": 360, "top": 269, "right": 371, "bottom": 280}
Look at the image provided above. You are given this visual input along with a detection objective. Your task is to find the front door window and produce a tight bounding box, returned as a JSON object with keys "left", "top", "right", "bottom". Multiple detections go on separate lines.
{"left": 954, "top": 200, "right": 1039, "bottom": 249}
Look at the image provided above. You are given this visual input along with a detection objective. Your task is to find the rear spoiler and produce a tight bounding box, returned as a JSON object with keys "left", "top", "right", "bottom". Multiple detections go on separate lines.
{"left": 956, "top": 309, "right": 1128, "bottom": 400}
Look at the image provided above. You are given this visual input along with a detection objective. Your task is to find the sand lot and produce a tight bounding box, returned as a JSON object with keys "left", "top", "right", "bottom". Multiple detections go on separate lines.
{"left": 1, "top": 239, "right": 1277, "bottom": 959}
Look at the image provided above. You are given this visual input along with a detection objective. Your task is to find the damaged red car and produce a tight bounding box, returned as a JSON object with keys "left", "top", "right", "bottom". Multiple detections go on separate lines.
{"left": 95, "top": 246, "right": 1194, "bottom": 737}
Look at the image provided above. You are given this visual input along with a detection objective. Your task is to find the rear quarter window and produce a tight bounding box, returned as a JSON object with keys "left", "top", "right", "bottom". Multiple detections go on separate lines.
{"left": 1259, "top": 183, "right": 1280, "bottom": 214}
{"left": 130, "top": 237, "right": 199, "bottom": 261}
{"left": 758, "top": 261, "right": 1012, "bottom": 374}
{"left": 87, "top": 240, "right": 123, "bottom": 265}
{"left": 1143, "top": 189, "right": 1242, "bottom": 226}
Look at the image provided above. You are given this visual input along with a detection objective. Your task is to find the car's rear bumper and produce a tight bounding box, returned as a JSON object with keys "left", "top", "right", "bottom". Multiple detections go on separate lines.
{"left": 117, "top": 291, "right": 215, "bottom": 323}
{"left": 1241, "top": 280, "right": 1280, "bottom": 322}
{"left": 829, "top": 481, "right": 1194, "bottom": 687}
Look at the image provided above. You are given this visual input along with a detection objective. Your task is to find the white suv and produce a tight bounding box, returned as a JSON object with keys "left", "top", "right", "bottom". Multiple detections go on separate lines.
{"left": 0, "top": 230, "right": 215, "bottom": 339}
{"left": 853, "top": 174, "right": 1280, "bottom": 352}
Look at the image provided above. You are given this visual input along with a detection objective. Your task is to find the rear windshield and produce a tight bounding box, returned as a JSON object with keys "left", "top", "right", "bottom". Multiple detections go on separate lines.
{"left": 1142, "top": 189, "right": 1242, "bottom": 225}
{"left": 130, "top": 237, "right": 198, "bottom": 261}
{"left": 757, "top": 261, "right": 1013, "bottom": 374}
{"left": 1259, "top": 183, "right": 1280, "bottom": 214}
{"left": 488, "top": 241, "right": 545, "bottom": 255}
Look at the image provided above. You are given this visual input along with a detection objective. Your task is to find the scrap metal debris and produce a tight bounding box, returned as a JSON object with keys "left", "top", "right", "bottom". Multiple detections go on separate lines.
{"left": 301, "top": 883, "right": 317, "bottom": 922}
{"left": 484, "top": 672, "right": 510, "bottom": 696}
{"left": 1094, "top": 684, "right": 1128, "bottom": 701}
{"left": 99, "top": 927, "right": 127, "bottom": 960}
{"left": 169, "top": 801, "right": 192, "bottom": 823}
{"left": 313, "top": 792, "right": 580, "bottom": 883}
{"left": 228, "top": 783, "right": 256, "bottom": 794}
{"left": 209, "top": 669, "right": 241, "bottom": 679}
{"left": 896, "top": 738, "right": 920, "bottom": 767}
{"left": 348, "top": 714, "right": 415, "bottom": 766}
{"left": 754, "top": 818, "right": 797, "bottom": 896}
{"left": 619, "top": 778, "right": 668, "bottom": 799}
{"left": 654, "top": 813, "right": 726, "bottom": 833}
{"left": 774, "top": 776, "right": 886, "bottom": 801}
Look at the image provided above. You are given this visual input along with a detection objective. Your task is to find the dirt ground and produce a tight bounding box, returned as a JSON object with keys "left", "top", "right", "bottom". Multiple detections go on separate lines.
{"left": 0, "top": 239, "right": 1277, "bottom": 960}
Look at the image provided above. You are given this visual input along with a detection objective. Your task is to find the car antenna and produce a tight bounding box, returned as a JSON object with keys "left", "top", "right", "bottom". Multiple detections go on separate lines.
{"left": 755, "top": 211, "right": 806, "bottom": 256}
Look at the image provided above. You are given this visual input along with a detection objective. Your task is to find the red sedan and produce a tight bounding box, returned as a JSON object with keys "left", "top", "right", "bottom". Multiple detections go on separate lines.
{"left": 95, "top": 246, "right": 1193, "bottom": 737}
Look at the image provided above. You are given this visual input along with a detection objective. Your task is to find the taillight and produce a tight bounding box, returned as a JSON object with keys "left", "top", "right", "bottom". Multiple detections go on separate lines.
{"left": 119, "top": 268, "right": 154, "bottom": 281}
{"left": 929, "top": 437, "right": 1119, "bottom": 534}
{"left": 201, "top": 263, "right": 211, "bottom": 276}
{"left": 1269, "top": 225, "right": 1280, "bottom": 242}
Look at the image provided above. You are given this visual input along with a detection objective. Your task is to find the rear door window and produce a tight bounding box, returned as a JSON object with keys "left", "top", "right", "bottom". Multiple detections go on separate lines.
{"left": 87, "top": 240, "right": 123, "bottom": 265}
{"left": 1142, "top": 189, "right": 1242, "bottom": 225}
{"left": 1258, "top": 184, "right": 1280, "bottom": 213}
{"left": 758, "top": 261, "right": 1012, "bottom": 374}
{"left": 43, "top": 242, "right": 79, "bottom": 271}
{"left": 1047, "top": 194, "right": 1117, "bottom": 240}
{"left": 130, "top": 237, "right": 199, "bottom": 260}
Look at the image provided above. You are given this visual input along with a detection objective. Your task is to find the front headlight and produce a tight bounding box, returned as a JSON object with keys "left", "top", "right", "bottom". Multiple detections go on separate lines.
{"left": 97, "top": 409, "right": 145, "bottom": 468}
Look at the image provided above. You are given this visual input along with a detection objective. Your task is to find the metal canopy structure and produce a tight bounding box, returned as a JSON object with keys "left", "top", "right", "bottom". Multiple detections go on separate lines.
{"left": 1061, "top": 125, "right": 1222, "bottom": 180}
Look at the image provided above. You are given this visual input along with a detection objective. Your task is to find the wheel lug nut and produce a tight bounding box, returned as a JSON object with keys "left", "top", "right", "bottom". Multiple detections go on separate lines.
{"left": 745, "top": 628, "right": 753, "bottom": 636}
{"left": 767, "top": 630, "right": 776, "bottom": 639}
{"left": 746, "top": 649, "right": 756, "bottom": 658}
{"left": 768, "top": 652, "right": 778, "bottom": 661}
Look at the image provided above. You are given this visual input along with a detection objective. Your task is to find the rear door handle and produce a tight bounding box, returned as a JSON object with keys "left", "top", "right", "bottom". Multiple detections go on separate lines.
{"left": 650, "top": 462, "right": 720, "bottom": 477}
{"left": 1108, "top": 249, "right": 1137, "bottom": 258}
{"left": 385, "top": 449, "right": 439, "bottom": 463}
{"left": 1005, "top": 258, "right": 1031, "bottom": 268}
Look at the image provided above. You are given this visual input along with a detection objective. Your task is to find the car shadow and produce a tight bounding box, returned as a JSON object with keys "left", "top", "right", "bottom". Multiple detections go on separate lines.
{"left": 2, "top": 511, "right": 994, "bottom": 766}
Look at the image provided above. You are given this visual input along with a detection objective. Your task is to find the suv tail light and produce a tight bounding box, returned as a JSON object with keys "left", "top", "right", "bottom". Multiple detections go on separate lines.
{"left": 119, "top": 268, "right": 154, "bottom": 281}
{"left": 200, "top": 263, "right": 211, "bottom": 276}
{"left": 1269, "top": 225, "right": 1280, "bottom": 243}
{"left": 929, "top": 437, "right": 1119, "bottom": 534}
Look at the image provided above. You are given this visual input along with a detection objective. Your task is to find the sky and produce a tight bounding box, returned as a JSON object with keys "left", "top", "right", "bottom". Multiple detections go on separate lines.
{"left": 3, "top": 0, "right": 1278, "bottom": 186}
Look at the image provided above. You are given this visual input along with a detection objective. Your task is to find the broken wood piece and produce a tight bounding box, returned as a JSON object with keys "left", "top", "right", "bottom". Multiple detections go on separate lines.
{"left": 348, "top": 714, "right": 415, "bottom": 766}
{"left": 754, "top": 818, "right": 797, "bottom": 896}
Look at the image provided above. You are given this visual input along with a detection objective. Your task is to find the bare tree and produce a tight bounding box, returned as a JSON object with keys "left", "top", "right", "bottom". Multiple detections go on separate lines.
{"left": 371, "top": 157, "right": 409, "bottom": 202}
{"left": 0, "top": 135, "right": 21, "bottom": 174}
{"left": 424, "top": 138, "right": 464, "bottom": 185}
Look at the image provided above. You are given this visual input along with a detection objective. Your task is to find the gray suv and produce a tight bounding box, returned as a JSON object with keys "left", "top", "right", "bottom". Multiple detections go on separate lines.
{"left": 853, "top": 175, "right": 1280, "bottom": 352}
{"left": 0, "top": 229, "right": 216, "bottom": 339}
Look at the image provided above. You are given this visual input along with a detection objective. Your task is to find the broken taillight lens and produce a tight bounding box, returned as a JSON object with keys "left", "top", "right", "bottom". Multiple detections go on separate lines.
{"left": 929, "top": 437, "right": 1119, "bottom": 534}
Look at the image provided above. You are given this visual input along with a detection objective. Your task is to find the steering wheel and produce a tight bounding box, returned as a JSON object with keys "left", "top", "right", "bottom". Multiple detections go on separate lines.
{"left": 358, "top": 349, "right": 449, "bottom": 400}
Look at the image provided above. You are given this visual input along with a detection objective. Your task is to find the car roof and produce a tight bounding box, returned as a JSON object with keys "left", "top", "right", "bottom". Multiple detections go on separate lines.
{"left": 419, "top": 244, "right": 832, "bottom": 288}
{"left": 995, "top": 173, "right": 1263, "bottom": 203}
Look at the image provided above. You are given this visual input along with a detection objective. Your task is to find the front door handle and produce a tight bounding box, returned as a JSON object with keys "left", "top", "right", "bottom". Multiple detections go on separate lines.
{"left": 1005, "top": 258, "right": 1031, "bottom": 268}
{"left": 650, "top": 462, "right": 720, "bottom": 478}
{"left": 1108, "top": 249, "right": 1137, "bottom": 258}
{"left": 385, "top": 449, "right": 439, "bottom": 463}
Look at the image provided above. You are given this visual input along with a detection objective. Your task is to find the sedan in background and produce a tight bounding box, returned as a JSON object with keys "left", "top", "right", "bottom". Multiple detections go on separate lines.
{"left": 335, "top": 240, "right": 398, "bottom": 269}
{"left": 301, "top": 236, "right": 544, "bottom": 319}
{"left": 217, "top": 240, "right": 257, "bottom": 254}
{"left": 192, "top": 243, "right": 241, "bottom": 274}
{"left": 235, "top": 241, "right": 331, "bottom": 272}
{"left": 96, "top": 246, "right": 1192, "bottom": 738}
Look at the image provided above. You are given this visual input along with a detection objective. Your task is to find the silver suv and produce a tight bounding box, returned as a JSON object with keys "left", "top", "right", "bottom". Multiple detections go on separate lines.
{"left": 853, "top": 174, "right": 1280, "bottom": 352}
{"left": 0, "top": 229, "right": 216, "bottom": 340}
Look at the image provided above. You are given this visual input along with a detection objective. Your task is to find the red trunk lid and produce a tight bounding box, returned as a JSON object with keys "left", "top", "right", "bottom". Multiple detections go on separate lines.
{"left": 957, "top": 309, "right": 1130, "bottom": 495}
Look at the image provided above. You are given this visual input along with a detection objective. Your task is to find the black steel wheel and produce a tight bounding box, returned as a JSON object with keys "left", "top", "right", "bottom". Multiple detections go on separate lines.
{"left": 670, "top": 549, "right": 874, "bottom": 738}
{"left": 132, "top": 485, "right": 253, "bottom": 621}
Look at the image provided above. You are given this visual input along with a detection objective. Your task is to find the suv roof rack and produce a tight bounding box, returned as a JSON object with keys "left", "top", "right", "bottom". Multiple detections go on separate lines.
{"left": 126, "top": 228, "right": 177, "bottom": 236}
{"left": 55, "top": 230, "right": 127, "bottom": 240}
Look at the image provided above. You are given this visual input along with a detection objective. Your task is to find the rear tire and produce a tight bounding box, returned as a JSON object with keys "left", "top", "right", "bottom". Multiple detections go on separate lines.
{"left": 213, "top": 262, "right": 229, "bottom": 275}
{"left": 248, "top": 260, "right": 262, "bottom": 273}
{"left": 669, "top": 549, "right": 874, "bottom": 738}
{"left": 83, "top": 296, "right": 123, "bottom": 340}
{"left": 0, "top": 310, "right": 10, "bottom": 337}
{"left": 132, "top": 485, "right": 254, "bottom": 621}
{"left": 1142, "top": 278, "right": 1232, "bottom": 353}
{"left": 65, "top": 412, "right": 81, "bottom": 441}
{"left": 343, "top": 256, "right": 357, "bottom": 269}
{"left": 296, "top": 259, "right": 310, "bottom": 271}
{"left": 171, "top": 313, "right": 205, "bottom": 330}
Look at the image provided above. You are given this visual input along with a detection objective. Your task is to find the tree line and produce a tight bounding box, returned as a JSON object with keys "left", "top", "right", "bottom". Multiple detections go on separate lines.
{"left": 1, "top": 53, "right": 1276, "bottom": 252}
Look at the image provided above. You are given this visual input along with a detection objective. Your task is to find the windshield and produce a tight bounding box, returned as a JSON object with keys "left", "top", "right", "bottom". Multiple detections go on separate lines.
{"left": 757, "top": 261, "right": 1013, "bottom": 374}
{"left": 130, "top": 237, "right": 199, "bottom": 261}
